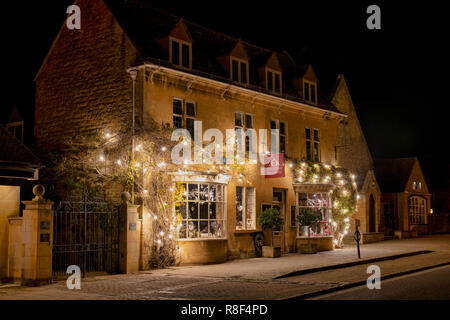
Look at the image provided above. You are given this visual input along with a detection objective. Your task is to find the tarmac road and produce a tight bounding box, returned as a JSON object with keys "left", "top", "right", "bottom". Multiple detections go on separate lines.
{"left": 312, "top": 264, "right": 450, "bottom": 300}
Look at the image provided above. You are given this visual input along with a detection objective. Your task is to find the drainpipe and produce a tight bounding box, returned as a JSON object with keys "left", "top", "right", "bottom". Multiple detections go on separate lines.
{"left": 128, "top": 68, "right": 138, "bottom": 204}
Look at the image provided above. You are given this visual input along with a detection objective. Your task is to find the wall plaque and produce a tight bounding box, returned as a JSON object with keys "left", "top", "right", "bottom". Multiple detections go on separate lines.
{"left": 129, "top": 223, "right": 137, "bottom": 231}
{"left": 40, "top": 233, "right": 50, "bottom": 242}
{"left": 40, "top": 221, "right": 51, "bottom": 230}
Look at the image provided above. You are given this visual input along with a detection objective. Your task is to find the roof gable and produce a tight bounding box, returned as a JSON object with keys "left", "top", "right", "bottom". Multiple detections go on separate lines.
{"left": 302, "top": 64, "right": 318, "bottom": 82}
{"left": 265, "top": 52, "right": 282, "bottom": 71}
{"left": 230, "top": 40, "right": 249, "bottom": 61}
{"left": 405, "top": 158, "right": 430, "bottom": 194}
{"left": 169, "top": 18, "right": 193, "bottom": 43}
{"left": 374, "top": 157, "right": 417, "bottom": 193}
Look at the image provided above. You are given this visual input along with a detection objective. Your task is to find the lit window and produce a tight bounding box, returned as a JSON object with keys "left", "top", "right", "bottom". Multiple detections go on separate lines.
{"left": 266, "top": 68, "right": 282, "bottom": 94}
{"left": 170, "top": 38, "right": 192, "bottom": 69}
{"left": 173, "top": 98, "right": 197, "bottom": 138}
{"left": 230, "top": 58, "right": 248, "bottom": 85}
{"left": 412, "top": 182, "right": 417, "bottom": 190}
{"left": 303, "top": 80, "right": 317, "bottom": 104}
{"left": 296, "top": 192, "right": 331, "bottom": 237}
{"left": 177, "top": 183, "right": 226, "bottom": 239}
{"left": 236, "top": 187, "right": 256, "bottom": 230}
{"left": 408, "top": 196, "right": 427, "bottom": 225}
{"left": 418, "top": 182, "right": 422, "bottom": 190}
{"left": 306, "top": 128, "right": 320, "bottom": 161}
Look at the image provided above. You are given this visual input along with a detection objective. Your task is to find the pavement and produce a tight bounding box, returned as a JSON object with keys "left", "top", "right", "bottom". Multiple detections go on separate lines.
{"left": 1, "top": 235, "right": 450, "bottom": 300}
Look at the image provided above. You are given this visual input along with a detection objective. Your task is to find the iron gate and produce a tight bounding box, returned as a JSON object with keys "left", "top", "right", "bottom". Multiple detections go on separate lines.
{"left": 52, "top": 194, "right": 120, "bottom": 278}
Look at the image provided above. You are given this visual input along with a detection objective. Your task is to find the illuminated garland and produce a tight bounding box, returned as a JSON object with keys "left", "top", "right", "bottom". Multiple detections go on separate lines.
{"left": 289, "top": 160, "right": 358, "bottom": 248}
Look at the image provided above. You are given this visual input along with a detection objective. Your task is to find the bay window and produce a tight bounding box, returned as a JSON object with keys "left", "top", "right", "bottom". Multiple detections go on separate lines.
{"left": 296, "top": 192, "right": 331, "bottom": 237}
{"left": 409, "top": 196, "right": 427, "bottom": 225}
{"left": 177, "top": 183, "right": 226, "bottom": 239}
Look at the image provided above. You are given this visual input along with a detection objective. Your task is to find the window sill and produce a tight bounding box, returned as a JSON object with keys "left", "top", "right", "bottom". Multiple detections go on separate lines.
{"left": 234, "top": 229, "right": 262, "bottom": 234}
{"left": 178, "top": 238, "right": 227, "bottom": 242}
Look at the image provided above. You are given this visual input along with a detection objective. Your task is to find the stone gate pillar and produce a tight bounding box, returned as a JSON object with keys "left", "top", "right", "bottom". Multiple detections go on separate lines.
{"left": 119, "top": 192, "right": 141, "bottom": 273}
{"left": 21, "top": 185, "right": 54, "bottom": 286}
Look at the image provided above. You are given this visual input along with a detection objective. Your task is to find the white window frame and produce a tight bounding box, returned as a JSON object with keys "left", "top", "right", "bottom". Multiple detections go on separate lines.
{"left": 169, "top": 37, "right": 192, "bottom": 70}
{"left": 296, "top": 191, "right": 332, "bottom": 237}
{"left": 177, "top": 182, "right": 227, "bottom": 239}
{"left": 173, "top": 98, "right": 197, "bottom": 132}
{"left": 230, "top": 57, "right": 249, "bottom": 85}
{"left": 235, "top": 111, "right": 254, "bottom": 152}
{"left": 265, "top": 68, "right": 282, "bottom": 94}
{"left": 236, "top": 186, "right": 256, "bottom": 230}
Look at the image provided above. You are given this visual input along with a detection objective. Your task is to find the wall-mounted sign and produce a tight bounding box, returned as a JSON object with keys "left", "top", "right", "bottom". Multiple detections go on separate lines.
{"left": 40, "top": 233, "right": 50, "bottom": 242}
{"left": 40, "top": 221, "right": 51, "bottom": 230}
{"left": 264, "top": 153, "right": 285, "bottom": 178}
{"left": 129, "top": 223, "right": 137, "bottom": 231}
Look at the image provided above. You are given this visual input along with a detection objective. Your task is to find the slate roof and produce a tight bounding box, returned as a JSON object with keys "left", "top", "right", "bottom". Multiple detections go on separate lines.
{"left": 373, "top": 157, "right": 416, "bottom": 193}
{"left": 0, "top": 125, "right": 40, "bottom": 167}
{"left": 103, "top": 0, "right": 341, "bottom": 114}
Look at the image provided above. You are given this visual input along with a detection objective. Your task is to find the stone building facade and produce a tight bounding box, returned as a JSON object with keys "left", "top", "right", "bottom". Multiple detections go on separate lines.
{"left": 34, "top": 0, "right": 382, "bottom": 265}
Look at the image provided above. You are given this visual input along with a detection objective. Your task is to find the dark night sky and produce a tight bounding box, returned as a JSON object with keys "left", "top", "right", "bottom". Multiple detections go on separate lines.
{"left": 1, "top": 1, "right": 446, "bottom": 188}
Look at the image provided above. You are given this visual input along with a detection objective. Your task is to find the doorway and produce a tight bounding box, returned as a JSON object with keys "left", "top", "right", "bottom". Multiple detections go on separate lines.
{"left": 262, "top": 189, "right": 286, "bottom": 252}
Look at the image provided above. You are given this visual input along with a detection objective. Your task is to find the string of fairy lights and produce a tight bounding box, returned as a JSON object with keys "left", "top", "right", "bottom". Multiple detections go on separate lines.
{"left": 96, "top": 131, "right": 359, "bottom": 249}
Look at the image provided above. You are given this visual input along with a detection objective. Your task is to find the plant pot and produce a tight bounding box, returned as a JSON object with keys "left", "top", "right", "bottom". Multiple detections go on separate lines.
{"left": 262, "top": 246, "right": 281, "bottom": 258}
{"left": 299, "top": 243, "right": 318, "bottom": 254}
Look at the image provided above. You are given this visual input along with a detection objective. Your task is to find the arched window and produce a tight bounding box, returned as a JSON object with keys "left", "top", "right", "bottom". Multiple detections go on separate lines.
{"left": 408, "top": 196, "right": 427, "bottom": 225}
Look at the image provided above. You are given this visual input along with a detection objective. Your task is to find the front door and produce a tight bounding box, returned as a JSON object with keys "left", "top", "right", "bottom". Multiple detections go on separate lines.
{"left": 272, "top": 189, "right": 286, "bottom": 252}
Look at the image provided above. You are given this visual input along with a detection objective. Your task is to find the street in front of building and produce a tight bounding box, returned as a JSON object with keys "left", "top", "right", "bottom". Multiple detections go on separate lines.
{"left": 1, "top": 236, "right": 449, "bottom": 300}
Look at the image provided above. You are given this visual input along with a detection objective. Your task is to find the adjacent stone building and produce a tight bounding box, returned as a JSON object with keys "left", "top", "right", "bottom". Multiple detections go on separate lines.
{"left": 34, "top": 0, "right": 383, "bottom": 265}
{"left": 374, "top": 157, "right": 431, "bottom": 237}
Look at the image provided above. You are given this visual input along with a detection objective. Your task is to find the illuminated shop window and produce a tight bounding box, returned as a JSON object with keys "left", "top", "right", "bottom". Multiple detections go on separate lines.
{"left": 176, "top": 183, "right": 227, "bottom": 239}
{"left": 296, "top": 192, "right": 331, "bottom": 237}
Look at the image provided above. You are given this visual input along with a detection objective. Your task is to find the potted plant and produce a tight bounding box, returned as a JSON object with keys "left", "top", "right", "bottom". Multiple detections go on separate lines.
{"left": 297, "top": 207, "right": 322, "bottom": 254}
{"left": 258, "top": 207, "right": 284, "bottom": 258}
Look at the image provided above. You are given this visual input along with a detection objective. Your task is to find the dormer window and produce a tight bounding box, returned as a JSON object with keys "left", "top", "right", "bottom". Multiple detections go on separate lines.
{"left": 266, "top": 68, "right": 282, "bottom": 94}
{"left": 170, "top": 38, "right": 192, "bottom": 69}
{"left": 230, "top": 58, "right": 248, "bottom": 85}
{"left": 6, "top": 121, "right": 24, "bottom": 142}
{"left": 304, "top": 80, "right": 317, "bottom": 104}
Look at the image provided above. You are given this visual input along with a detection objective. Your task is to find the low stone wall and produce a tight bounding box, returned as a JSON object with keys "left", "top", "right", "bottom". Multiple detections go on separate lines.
{"left": 361, "top": 232, "right": 385, "bottom": 244}
{"left": 296, "top": 236, "right": 334, "bottom": 251}
{"left": 178, "top": 239, "right": 228, "bottom": 264}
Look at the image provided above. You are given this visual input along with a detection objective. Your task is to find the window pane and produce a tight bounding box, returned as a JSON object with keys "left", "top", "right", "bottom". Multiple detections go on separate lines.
{"left": 186, "top": 102, "right": 196, "bottom": 117}
{"left": 311, "top": 84, "right": 316, "bottom": 103}
{"left": 273, "top": 191, "right": 283, "bottom": 202}
{"left": 173, "top": 116, "right": 183, "bottom": 129}
{"left": 313, "top": 129, "right": 320, "bottom": 141}
{"left": 267, "top": 71, "right": 273, "bottom": 91}
{"left": 186, "top": 118, "right": 195, "bottom": 140}
{"left": 274, "top": 73, "right": 280, "bottom": 93}
{"left": 270, "top": 120, "right": 277, "bottom": 130}
{"left": 232, "top": 60, "right": 239, "bottom": 81}
{"left": 171, "top": 41, "right": 180, "bottom": 65}
{"left": 200, "top": 221, "right": 208, "bottom": 236}
{"left": 200, "top": 202, "right": 208, "bottom": 219}
{"left": 314, "top": 142, "right": 320, "bottom": 161}
{"left": 246, "top": 187, "right": 256, "bottom": 229}
{"left": 298, "top": 193, "right": 308, "bottom": 206}
{"left": 280, "top": 136, "right": 286, "bottom": 154}
{"left": 235, "top": 112, "right": 243, "bottom": 127}
{"left": 173, "top": 99, "right": 183, "bottom": 115}
{"left": 188, "top": 184, "right": 198, "bottom": 200}
{"left": 182, "top": 44, "right": 190, "bottom": 68}
{"left": 306, "top": 140, "right": 312, "bottom": 160}
{"left": 304, "top": 82, "right": 310, "bottom": 101}
{"left": 240, "top": 62, "right": 247, "bottom": 84}
{"left": 188, "top": 202, "right": 199, "bottom": 219}
{"left": 188, "top": 221, "right": 198, "bottom": 238}
{"left": 305, "top": 128, "right": 311, "bottom": 140}
{"left": 279, "top": 122, "right": 285, "bottom": 135}
{"left": 199, "top": 184, "right": 208, "bottom": 201}
{"left": 236, "top": 187, "right": 244, "bottom": 229}
{"left": 209, "top": 185, "right": 216, "bottom": 201}
{"left": 245, "top": 114, "right": 253, "bottom": 129}
{"left": 209, "top": 202, "right": 216, "bottom": 219}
